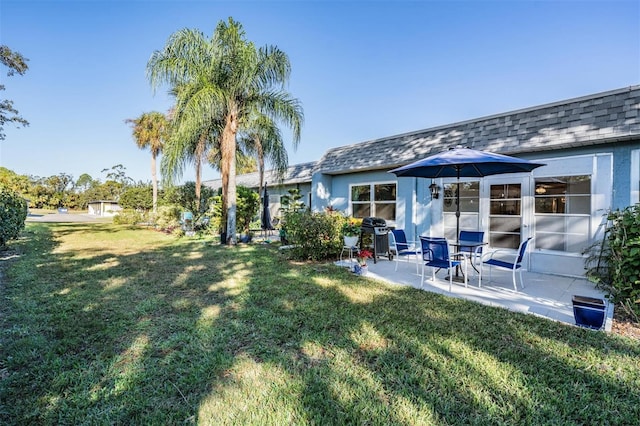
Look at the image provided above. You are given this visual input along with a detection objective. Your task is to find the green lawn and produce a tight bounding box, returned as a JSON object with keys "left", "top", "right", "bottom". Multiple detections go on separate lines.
{"left": 1, "top": 223, "right": 639, "bottom": 425}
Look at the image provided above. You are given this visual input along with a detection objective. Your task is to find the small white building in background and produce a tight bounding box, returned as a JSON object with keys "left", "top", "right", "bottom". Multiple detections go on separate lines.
{"left": 87, "top": 200, "right": 122, "bottom": 217}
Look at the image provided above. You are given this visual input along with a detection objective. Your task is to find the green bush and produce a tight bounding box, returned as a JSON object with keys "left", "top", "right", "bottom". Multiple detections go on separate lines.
{"left": 586, "top": 204, "right": 640, "bottom": 318}
{"left": 119, "top": 185, "right": 153, "bottom": 211}
{"left": 237, "top": 186, "right": 260, "bottom": 234}
{"left": 210, "top": 186, "right": 260, "bottom": 235}
{"left": 0, "top": 188, "right": 28, "bottom": 249}
{"left": 162, "top": 182, "right": 215, "bottom": 223}
{"left": 153, "top": 205, "right": 181, "bottom": 233}
{"left": 282, "top": 211, "right": 343, "bottom": 261}
{"left": 113, "top": 209, "right": 145, "bottom": 225}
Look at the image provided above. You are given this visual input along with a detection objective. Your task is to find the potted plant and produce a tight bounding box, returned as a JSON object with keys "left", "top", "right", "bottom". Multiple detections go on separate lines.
{"left": 342, "top": 219, "right": 360, "bottom": 248}
{"left": 572, "top": 295, "right": 606, "bottom": 329}
{"left": 354, "top": 249, "right": 373, "bottom": 275}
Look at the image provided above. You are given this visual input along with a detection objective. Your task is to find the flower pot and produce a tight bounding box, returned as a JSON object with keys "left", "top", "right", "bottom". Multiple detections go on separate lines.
{"left": 352, "top": 264, "right": 367, "bottom": 276}
{"left": 344, "top": 236, "right": 359, "bottom": 248}
{"left": 572, "top": 295, "right": 606, "bottom": 330}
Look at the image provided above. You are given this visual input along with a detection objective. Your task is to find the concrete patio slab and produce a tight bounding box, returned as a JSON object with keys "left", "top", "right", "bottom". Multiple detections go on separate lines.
{"left": 336, "top": 257, "right": 613, "bottom": 331}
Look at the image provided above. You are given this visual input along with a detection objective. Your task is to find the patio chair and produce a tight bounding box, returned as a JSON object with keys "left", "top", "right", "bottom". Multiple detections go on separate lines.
{"left": 389, "top": 229, "right": 420, "bottom": 273}
{"left": 420, "top": 236, "right": 467, "bottom": 292}
{"left": 458, "top": 230, "right": 485, "bottom": 271}
{"left": 479, "top": 237, "right": 534, "bottom": 291}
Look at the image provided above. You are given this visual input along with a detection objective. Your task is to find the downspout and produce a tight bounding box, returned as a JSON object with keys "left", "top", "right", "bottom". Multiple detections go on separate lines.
{"left": 413, "top": 177, "right": 418, "bottom": 240}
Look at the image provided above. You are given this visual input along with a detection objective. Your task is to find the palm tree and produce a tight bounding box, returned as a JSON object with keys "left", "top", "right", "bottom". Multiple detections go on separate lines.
{"left": 160, "top": 99, "right": 220, "bottom": 213}
{"left": 125, "top": 112, "right": 167, "bottom": 212}
{"left": 147, "top": 18, "right": 303, "bottom": 244}
{"left": 238, "top": 110, "right": 300, "bottom": 199}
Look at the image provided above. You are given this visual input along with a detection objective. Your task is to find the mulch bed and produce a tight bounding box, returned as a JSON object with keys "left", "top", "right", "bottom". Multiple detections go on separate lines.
{"left": 611, "top": 306, "right": 640, "bottom": 339}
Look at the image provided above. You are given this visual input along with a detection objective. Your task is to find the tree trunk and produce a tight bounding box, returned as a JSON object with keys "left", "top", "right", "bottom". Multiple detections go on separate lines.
{"left": 220, "top": 159, "right": 229, "bottom": 241}
{"left": 151, "top": 153, "right": 158, "bottom": 213}
{"left": 222, "top": 112, "right": 238, "bottom": 245}
{"left": 194, "top": 133, "right": 206, "bottom": 212}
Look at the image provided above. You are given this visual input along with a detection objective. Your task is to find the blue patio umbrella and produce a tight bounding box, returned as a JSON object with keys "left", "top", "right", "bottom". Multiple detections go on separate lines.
{"left": 389, "top": 146, "right": 545, "bottom": 242}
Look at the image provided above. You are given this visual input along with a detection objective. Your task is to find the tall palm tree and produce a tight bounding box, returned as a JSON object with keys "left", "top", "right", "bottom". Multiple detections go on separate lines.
{"left": 125, "top": 111, "right": 167, "bottom": 212}
{"left": 147, "top": 18, "right": 303, "bottom": 244}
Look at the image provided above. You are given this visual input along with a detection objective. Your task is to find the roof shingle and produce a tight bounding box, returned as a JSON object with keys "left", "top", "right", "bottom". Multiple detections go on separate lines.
{"left": 317, "top": 86, "right": 640, "bottom": 174}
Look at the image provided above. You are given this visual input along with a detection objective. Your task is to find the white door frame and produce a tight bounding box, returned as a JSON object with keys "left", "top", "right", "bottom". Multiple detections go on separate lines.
{"left": 482, "top": 174, "right": 533, "bottom": 250}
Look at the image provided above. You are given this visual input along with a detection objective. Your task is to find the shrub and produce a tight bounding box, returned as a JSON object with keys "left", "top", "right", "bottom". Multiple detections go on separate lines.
{"left": 236, "top": 186, "right": 260, "bottom": 234}
{"left": 210, "top": 186, "right": 260, "bottom": 235}
{"left": 113, "top": 209, "right": 145, "bottom": 225}
{"left": 162, "top": 182, "right": 215, "bottom": 223}
{"left": 585, "top": 205, "right": 640, "bottom": 319}
{"left": 119, "top": 185, "right": 153, "bottom": 211}
{"left": 282, "top": 210, "right": 343, "bottom": 261}
{"left": 153, "top": 205, "right": 181, "bottom": 233}
{"left": 0, "top": 188, "right": 28, "bottom": 249}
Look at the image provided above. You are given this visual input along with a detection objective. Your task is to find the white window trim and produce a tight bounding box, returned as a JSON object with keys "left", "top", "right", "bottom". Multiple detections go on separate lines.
{"left": 533, "top": 175, "right": 592, "bottom": 254}
{"left": 349, "top": 181, "right": 397, "bottom": 224}
{"left": 632, "top": 149, "right": 639, "bottom": 204}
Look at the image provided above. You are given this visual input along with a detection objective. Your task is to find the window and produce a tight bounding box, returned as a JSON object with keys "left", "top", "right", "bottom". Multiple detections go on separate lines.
{"left": 443, "top": 181, "right": 479, "bottom": 213}
{"left": 443, "top": 181, "right": 479, "bottom": 240}
{"left": 350, "top": 182, "right": 396, "bottom": 221}
{"left": 534, "top": 175, "right": 591, "bottom": 253}
{"left": 489, "top": 183, "right": 522, "bottom": 249}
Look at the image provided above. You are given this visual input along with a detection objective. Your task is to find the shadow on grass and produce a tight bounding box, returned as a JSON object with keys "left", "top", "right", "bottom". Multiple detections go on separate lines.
{"left": 1, "top": 223, "right": 639, "bottom": 424}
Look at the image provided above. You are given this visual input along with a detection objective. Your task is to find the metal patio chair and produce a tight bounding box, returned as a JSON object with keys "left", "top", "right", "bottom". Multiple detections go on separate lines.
{"left": 479, "top": 237, "right": 534, "bottom": 291}
{"left": 389, "top": 229, "right": 421, "bottom": 273}
{"left": 420, "top": 236, "right": 467, "bottom": 292}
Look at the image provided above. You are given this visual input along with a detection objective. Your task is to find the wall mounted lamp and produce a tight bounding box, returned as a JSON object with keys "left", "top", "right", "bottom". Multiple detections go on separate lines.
{"left": 429, "top": 181, "right": 440, "bottom": 199}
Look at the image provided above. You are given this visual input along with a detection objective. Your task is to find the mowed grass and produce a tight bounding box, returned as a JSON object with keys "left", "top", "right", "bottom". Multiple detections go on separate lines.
{"left": 1, "top": 224, "right": 639, "bottom": 425}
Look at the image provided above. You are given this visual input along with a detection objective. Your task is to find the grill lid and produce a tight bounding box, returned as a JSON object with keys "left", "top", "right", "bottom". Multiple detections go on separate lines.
{"left": 361, "top": 217, "right": 387, "bottom": 228}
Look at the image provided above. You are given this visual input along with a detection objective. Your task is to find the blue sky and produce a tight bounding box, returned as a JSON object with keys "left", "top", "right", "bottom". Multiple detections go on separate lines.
{"left": 1, "top": 0, "right": 638, "bottom": 184}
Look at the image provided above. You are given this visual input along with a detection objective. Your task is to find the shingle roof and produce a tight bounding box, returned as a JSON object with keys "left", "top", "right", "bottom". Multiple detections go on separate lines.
{"left": 203, "top": 161, "right": 317, "bottom": 191}
{"left": 317, "top": 86, "right": 640, "bottom": 175}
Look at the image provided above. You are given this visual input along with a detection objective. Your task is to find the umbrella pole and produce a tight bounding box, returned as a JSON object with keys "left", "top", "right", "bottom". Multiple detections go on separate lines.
{"left": 456, "top": 167, "right": 461, "bottom": 244}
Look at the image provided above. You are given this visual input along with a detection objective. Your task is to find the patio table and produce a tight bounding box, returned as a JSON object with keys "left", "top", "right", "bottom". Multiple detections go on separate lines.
{"left": 449, "top": 240, "right": 488, "bottom": 279}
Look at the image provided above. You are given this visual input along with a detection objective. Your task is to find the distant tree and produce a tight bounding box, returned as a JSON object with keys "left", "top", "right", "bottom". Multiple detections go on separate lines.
{"left": 0, "top": 167, "right": 30, "bottom": 195}
{"left": 75, "top": 173, "right": 94, "bottom": 193}
{"left": 82, "top": 181, "right": 125, "bottom": 203}
{"left": 101, "top": 164, "right": 134, "bottom": 188}
{"left": 0, "top": 45, "right": 29, "bottom": 140}
{"left": 148, "top": 18, "right": 303, "bottom": 244}
{"left": 119, "top": 185, "right": 153, "bottom": 211}
{"left": 125, "top": 111, "right": 168, "bottom": 212}
{"left": 46, "top": 173, "right": 74, "bottom": 194}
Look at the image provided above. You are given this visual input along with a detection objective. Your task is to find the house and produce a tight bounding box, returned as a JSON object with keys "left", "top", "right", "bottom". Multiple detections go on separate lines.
{"left": 203, "top": 161, "right": 316, "bottom": 223}
{"left": 311, "top": 86, "right": 640, "bottom": 276}
{"left": 87, "top": 200, "right": 122, "bottom": 217}
{"left": 209, "top": 86, "right": 640, "bottom": 276}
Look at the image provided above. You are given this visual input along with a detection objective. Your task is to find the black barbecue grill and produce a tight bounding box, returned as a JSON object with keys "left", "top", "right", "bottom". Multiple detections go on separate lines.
{"left": 360, "top": 217, "right": 392, "bottom": 263}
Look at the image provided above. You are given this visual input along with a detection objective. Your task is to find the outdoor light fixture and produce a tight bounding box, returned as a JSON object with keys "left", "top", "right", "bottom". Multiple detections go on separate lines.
{"left": 429, "top": 181, "right": 440, "bottom": 199}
